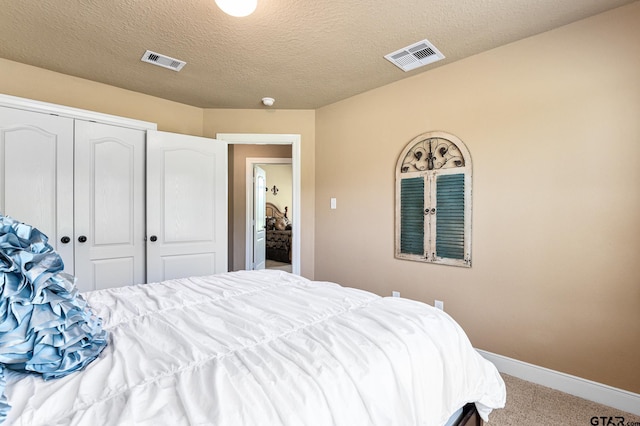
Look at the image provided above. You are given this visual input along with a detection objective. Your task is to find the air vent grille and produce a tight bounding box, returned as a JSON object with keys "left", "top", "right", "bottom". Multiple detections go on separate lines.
{"left": 141, "top": 50, "right": 186, "bottom": 72}
{"left": 384, "top": 39, "right": 444, "bottom": 72}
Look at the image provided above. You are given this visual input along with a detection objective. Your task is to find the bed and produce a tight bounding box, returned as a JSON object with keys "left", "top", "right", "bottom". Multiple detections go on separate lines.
{"left": 0, "top": 216, "right": 505, "bottom": 426}
{"left": 2, "top": 268, "right": 505, "bottom": 425}
{"left": 265, "top": 202, "right": 292, "bottom": 263}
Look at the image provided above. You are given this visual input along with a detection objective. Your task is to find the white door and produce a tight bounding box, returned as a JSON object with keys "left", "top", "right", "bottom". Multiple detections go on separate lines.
{"left": 146, "top": 130, "right": 228, "bottom": 283}
{"left": 0, "top": 106, "right": 75, "bottom": 272}
{"left": 74, "top": 121, "right": 146, "bottom": 292}
{"left": 253, "top": 166, "right": 266, "bottom": 270}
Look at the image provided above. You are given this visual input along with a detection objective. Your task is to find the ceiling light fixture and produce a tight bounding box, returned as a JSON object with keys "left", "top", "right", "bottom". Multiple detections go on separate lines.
{"left": 215, "top": 0, "right": 257, "bottom": 17}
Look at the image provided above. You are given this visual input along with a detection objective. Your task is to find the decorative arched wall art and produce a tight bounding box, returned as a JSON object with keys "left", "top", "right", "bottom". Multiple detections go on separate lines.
{"left": 395, "top": 131, "right": 472, "bottom": 267}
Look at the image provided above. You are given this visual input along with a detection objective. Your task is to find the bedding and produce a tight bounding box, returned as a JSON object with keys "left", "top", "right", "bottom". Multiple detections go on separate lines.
{"left": 3, "top": 269, "right": 504, "bottom": 425}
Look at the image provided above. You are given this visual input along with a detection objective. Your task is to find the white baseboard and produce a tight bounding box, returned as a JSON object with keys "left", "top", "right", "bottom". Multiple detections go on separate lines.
{"left": 477, "top": 349, "right": 640, "bottom": 417}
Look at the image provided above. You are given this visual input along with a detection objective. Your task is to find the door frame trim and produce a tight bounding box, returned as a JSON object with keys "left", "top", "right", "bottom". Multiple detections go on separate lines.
{"left": 217, "top": 133, "right": 301, "bottom": 275}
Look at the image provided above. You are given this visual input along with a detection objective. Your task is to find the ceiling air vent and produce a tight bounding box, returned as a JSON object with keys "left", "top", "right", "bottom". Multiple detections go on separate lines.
{"left": 384, "top": 39, "right": 445, "bottom": 72}
{"left": 141, "top": 50, "right": 186, "bottom": 72}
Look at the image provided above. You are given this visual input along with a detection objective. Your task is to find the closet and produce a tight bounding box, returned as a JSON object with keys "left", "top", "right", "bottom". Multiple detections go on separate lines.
{"left": 0, "top": 104, "right": 147, "bottom": 292}
{"left": 0, "top": 95, "right": 227, "bottom": 292}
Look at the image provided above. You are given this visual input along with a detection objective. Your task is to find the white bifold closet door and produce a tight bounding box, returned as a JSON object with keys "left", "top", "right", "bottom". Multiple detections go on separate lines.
{"left": 74, "top": 121, "right": 146, "bottom": 291}
{"left": 0, "top": 106, "right": 75, "bottom": 272}
{"left": 0, "top": 101, "right": 228, "bottom": 291}
{"left": 146, "top": 130, "right": 228, "bottom": 283}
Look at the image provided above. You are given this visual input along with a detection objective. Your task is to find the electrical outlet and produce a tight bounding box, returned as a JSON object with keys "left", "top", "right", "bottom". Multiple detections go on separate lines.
{"left": 435, "top": 300, "right": 444, "bottom": 311}
{"left": 392, "top": 291, "right": 400, "bottom": 298}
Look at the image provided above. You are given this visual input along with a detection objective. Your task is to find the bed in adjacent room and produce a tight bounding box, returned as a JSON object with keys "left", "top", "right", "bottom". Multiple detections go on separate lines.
{"left": 1, "top": 216, "right": 505, "bottom": 426}
{"left": 265, "top": 202, "right": 292, "bottom": 264}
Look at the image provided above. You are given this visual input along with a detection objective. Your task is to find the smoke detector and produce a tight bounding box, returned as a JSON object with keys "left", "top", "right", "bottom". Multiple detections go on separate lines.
{"left": 141, "top": 50, "right": 186, "bottom": 72}
{"left": 262, "top": 97, "right": 275, "bottom": 107}
{"left": 384, "top": 39, "right": 444, "bottom": 72}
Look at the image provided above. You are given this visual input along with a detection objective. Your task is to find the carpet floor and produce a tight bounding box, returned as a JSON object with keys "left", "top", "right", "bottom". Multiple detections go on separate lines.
{"left": 489, "top": 374, "right": 640, "bottom": 425}
{"left": 265, "top": 259, "right": 292, "bottom": 272}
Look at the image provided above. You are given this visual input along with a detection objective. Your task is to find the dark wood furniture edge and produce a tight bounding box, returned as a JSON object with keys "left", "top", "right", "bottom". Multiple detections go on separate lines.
{"left": 458, "top": 403, "right": 482, "bottom": 426}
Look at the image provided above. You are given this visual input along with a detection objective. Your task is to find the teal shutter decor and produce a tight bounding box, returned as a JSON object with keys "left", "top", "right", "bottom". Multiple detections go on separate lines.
{"left": 396, "top": 132, "right": 471, "bottom": 267}
{"left": 400, "top": 177, "right": 424, "bottom": 255}
{"left": 435, "top": 173, "right": 465, "bottom": 260}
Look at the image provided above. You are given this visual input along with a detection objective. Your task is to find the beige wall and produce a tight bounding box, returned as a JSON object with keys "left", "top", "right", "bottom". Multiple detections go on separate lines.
{"left": 263, "top": 164, "right": 293, "bottom": 214}
{"left": 203, "top": 109, "right": 316, "bottom": 278}
{"left": 226, "top": 144, "right": 292, "bottom": 271}
{"left": 315, "top": 3, "right": 640, "bottom": 393}
{"left": 0, "top": 58, "right": 204, "bottom": 135}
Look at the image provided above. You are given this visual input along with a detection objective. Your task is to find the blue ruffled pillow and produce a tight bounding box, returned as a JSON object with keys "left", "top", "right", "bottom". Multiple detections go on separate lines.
{"left": 0, "top": 214, "right": 108, "bottom": 422}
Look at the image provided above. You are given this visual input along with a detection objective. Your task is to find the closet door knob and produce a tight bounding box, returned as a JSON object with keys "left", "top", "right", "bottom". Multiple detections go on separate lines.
{"left": 78, "top": 235, "right": 87, "bottom": 243}
{"left": 60, "top": 236, "right": 71, "bottom": 244}
{"left": 150, "top": 235, "right": 158, "bottom": 242}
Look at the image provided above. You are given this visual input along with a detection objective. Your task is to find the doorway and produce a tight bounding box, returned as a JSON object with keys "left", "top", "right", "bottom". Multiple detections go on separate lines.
{"left": 249, "top": 159, "right": 292, "bottom": 272}
{"left": 217, "top": 133, "right": 301, "bottom": 275}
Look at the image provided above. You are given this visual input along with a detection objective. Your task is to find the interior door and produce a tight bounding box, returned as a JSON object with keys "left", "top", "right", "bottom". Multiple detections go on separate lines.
{"left": 253, "top": 165, "right": 266, "bottom": 270}
{"left": 0, "top": 106, "right": 75, "bottom": 272}
{"left": 74, "top": 121, "right": 146, "bottom": 292}
{"left": 146, "top": 130, "right": 228, "bottom": 283}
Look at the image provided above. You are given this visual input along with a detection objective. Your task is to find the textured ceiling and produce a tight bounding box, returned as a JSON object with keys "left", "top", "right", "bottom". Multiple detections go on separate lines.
{"left": 0, "top": 0, "right": 635, "bottom": 109}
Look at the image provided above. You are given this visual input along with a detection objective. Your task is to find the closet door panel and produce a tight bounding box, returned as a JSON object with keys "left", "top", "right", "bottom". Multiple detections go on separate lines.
{"left": 162, "top": 149, "right": 215, "bottom": 242}
{"left": 74, "top": 121, "right": 145, "bottom": 292}
{"left": 0, "top": 106, "right": 74, "bottom": 272}
{"left": 92, "top": 139, "right": 135, "bottom": 244}
{"left": 92, "top": 258, "right": 135, "bottom": 291}
{"left": 146, "top": 130, "right": 228, "bottom": 283}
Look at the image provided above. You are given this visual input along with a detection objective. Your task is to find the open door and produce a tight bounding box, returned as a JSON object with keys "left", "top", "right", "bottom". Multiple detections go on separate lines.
{"left": 253, "top": 165, "right": 266, "bottom": 270}
{"left": 146, "top": 130, "right": 228, "bottom": 283}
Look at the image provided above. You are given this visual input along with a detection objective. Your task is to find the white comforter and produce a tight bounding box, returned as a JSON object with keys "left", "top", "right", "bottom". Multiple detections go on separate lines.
{"left": 5, "top": 270, "right": 505, "bottom": 425}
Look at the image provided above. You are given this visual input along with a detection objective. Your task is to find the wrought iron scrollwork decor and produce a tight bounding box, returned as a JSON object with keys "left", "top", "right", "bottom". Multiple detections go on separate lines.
{"left": 400, "top": 138, "right": 465, "bottom": 173}
{"left": 395, "top": 131, "right": 472, "bottom": 268}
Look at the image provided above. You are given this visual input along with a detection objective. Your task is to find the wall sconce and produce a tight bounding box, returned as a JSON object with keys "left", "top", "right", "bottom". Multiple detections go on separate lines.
{"left": 270, "top": 185, "right": 279, "bottom": 195}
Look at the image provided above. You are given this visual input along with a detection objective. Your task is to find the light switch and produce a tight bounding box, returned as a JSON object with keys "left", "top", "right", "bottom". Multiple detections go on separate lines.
{"left": 330, "top": 198, "right": 337, "bottom": 209}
